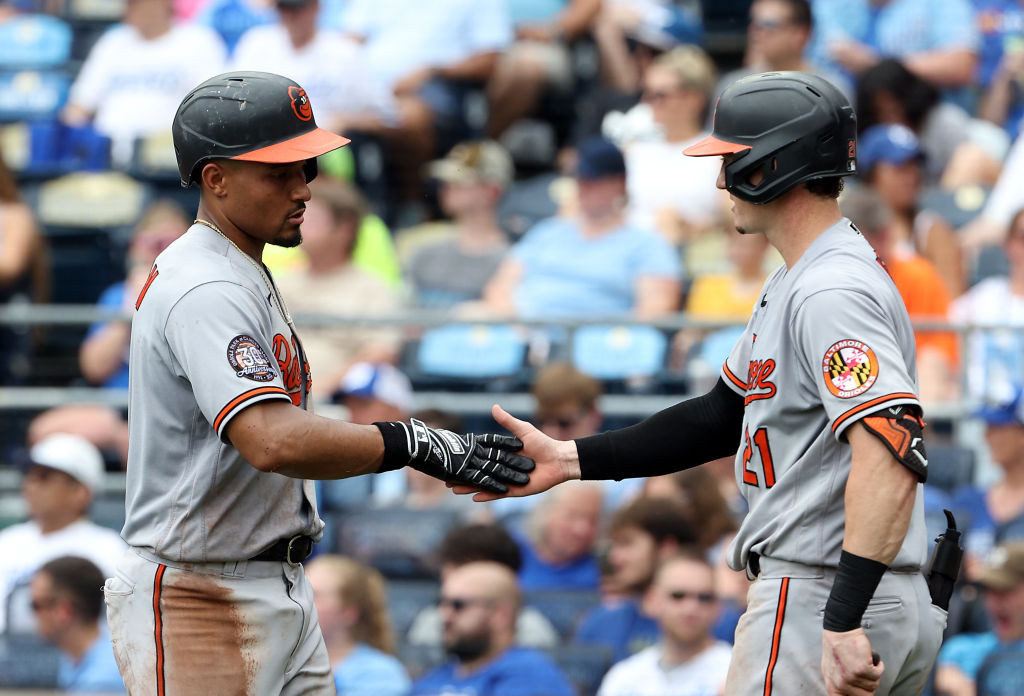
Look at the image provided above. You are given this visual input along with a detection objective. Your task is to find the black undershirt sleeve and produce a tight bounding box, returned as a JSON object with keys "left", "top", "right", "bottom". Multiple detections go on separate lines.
{"left": 575, "top": 377, "right": 745, "bottom": 481}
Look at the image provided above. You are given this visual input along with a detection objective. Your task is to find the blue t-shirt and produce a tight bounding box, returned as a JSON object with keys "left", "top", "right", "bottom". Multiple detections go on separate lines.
{"left": 510, "top": 217, "right": 680, "bottom": 318}
{"left": 410, "top": 646, "right": 575, "bottom": 696}
{"left": 85, "top": 281, "right": 130, "bottom": 389}
{"left": 335, "top": 643, "right": 411, "bottom": 696}
{"left": 58, "top": 632, "right": 125, "bottom": 692}
{"left": 808, "top": 0, "right": 979, "bottom": 84}
{"left": 574, "top": 597, "right": 659, "bottom": 663}
{"left": 508, "top": 0, "right": 565, "bottom": 25}
{"left": 515, "top": 532, "right": 601, "bottom": 592}
{"left": 938, "top": 632, "right": 1014, "bottom": 678}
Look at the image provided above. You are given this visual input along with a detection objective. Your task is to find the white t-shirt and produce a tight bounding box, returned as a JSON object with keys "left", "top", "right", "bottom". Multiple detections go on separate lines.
{"left": 231, "top": 26, "right": 397, "bottom": 126}
{"left": 341, "top": 0, "right": 512, "bottom": 88}
{"left": 597, "top": 642, "right": 733, "bottom": 696}
{"left": 69, "top": 23, "right": 227, "bottom": 166}
{"left": 624, "top": 134, "right": 724, "bottom": 231}
{"left": 0, "top": 519, "right": 126, "bottom": 632}
{"left": 950, "top": 276, "right": 1024, "bottom": 400}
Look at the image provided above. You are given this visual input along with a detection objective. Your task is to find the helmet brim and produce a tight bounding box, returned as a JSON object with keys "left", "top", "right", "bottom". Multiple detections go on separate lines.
{"left": 683, "top": 135, "right": 752, "bottom": 157}
{"left": 232, "top": 127, "right": 351, "bottom": 164}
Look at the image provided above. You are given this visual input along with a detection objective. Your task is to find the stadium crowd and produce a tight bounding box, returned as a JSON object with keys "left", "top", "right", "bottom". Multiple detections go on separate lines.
{"left": 4, "top": 0, "right": 1024, "bottom": 693}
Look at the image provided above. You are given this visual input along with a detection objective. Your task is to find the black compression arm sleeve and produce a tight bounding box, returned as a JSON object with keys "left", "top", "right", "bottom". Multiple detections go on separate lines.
{"left": 575, "top": 377, "right": 745, "bottom": 481}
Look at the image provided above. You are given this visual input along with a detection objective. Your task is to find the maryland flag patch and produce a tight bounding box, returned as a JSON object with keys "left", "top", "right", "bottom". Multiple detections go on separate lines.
{"left": 822, "top": 339, "right": 878, "bottom": 398}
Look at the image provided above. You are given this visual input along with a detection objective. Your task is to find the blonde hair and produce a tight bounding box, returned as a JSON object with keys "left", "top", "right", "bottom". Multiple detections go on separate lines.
{"left": 651, "top": 44, "right": 717, "bottom": 97}
{"left": 313, "top": 555, "right": 397, "bottom": 655}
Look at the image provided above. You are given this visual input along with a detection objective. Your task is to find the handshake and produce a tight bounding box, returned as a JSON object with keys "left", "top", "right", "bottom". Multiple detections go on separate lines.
{"left": 375, "top": 418, "right": 534, "bottom": 493}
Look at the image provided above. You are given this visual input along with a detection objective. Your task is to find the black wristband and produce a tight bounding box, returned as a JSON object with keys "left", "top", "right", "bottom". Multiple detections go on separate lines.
{"left": 823, "top": 550, "right": 888, "bottom": 632}
{"left": 373, "top": 421, "right": 412, "bottom": 473}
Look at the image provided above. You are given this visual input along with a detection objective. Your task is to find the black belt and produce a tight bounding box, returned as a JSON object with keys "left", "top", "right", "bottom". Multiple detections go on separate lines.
{"left": 748, "top": 552, "right": 761, "bottom": 577}
{"left": 250, "top": 535, "right": 314, "bottom": 566}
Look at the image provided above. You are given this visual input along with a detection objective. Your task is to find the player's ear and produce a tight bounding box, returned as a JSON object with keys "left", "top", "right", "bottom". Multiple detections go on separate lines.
{"left": 200, "top": 160, "right": 230, "bottom": 198}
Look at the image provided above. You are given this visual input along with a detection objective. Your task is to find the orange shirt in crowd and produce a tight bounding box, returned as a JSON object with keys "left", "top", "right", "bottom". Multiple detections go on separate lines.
{"left": 886, "top": 247, "right": 959, "bottom": 368}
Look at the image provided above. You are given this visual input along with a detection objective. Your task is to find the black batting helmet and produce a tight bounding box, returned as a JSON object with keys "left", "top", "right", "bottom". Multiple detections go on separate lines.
{"left": 684, "top": 71, "right": 856, "bottom": 204}
{"left": 172, "top": 71, "right": 350, "bottom": 188}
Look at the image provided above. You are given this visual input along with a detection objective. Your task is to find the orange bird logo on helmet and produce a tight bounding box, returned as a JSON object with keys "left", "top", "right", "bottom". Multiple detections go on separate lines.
{"left": 288, "top": 86, "right": 312, "bottom": 121}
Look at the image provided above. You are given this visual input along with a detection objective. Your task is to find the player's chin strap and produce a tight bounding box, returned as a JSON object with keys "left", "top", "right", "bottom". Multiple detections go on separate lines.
{"left": 859, "top": 404, "right": 928, "bottom": 482}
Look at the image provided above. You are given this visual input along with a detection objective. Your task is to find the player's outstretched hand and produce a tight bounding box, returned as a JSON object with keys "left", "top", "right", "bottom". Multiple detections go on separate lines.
{"left": 822, "top": 628, "right": 883, "bottom": 696}
{"left": 450, "top": 404, "right": 581, "bottom": 502}
{"left": 380, "top": 418, "right": 534, "bottom": 494}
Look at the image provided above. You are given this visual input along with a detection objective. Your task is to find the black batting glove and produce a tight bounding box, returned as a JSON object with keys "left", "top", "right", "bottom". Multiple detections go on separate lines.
{"left": 374, "top": 418, "right": 534, "bottom": 494}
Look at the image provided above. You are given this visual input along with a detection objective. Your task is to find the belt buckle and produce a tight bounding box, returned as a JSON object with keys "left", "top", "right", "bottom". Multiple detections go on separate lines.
{"left": 285, "top": 535, "right": 308, "bottom": 567}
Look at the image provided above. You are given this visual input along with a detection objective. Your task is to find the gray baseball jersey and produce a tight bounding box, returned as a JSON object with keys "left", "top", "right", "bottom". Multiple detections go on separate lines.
{"left": 121, "top": 223, "right": 324, "bottom": 562}
{"left": 721, "top": 218, "right": 928, "bottom": 573}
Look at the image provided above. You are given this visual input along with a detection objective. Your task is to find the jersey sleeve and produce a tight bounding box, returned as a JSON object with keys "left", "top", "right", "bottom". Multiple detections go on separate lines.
{"left": 792, "top": 287, "right": 920, "bottom": 440}
{"left": 164, "top": 281, "right": 292, "bottom": 441}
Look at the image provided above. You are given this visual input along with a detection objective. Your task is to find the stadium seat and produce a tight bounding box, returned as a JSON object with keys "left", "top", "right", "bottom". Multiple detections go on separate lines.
{"left": 386, "top": 579, "right": 440, "bottom": 636}
{"left": 977, "top": 647, "right": 1024, "bottom": 696}
{"left": 523, "top": 589, "right": 600, "bottom": 641}
{"left": 0, "top": 634, "right": 61, "bottom": 688}
{"left": 571, "top": 325, "right": 669, "bottom": 392}
{"left": 334, "top": 507, "right": 461, "bottom": 580}
{"left": 547, "top": 644, "right": 613, "bottom": 696}
{"left": 129, "top": 130, "right": 179, "bottom": 183}
{"left": 407, "top": 323, "right": 530, "bottom": 391}
{"left": 0, "top": 14, "right": 72, "bottom": 69}
{"left": 496, "top": 172, "right": 562, "bottom": 239}
{"left": 0, "top": 70, "right": 70, "bottom": 124}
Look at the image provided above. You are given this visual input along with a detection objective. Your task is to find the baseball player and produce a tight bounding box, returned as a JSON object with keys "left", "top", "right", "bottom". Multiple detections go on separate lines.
{"left": 464, "top": 72, "right": 946, "bottom": 695}
{"left": 103, "top": 71, "right": 532, "bottom": 696}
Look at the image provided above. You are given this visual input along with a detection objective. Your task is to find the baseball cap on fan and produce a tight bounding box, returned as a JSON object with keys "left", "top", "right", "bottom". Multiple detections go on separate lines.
{"left": 575, "top": 136, "right": 626, "bottom": 180}
{"left": 429, "top": 141, "right": 514, "bottom": 187}
{"left": 856, "top": 124, "right": 924, "bottom": 174}
{"left": 975, "top": 384, "right": 1024, "bottom": 426}
{"left": 332, "top": 362, "right": 415, "bottom": 413}
{"left": 25, "top": 434, "right": 105, "bottom": 495}
{"left": 976, "top": 542, "right": 1024, "bottom": 591}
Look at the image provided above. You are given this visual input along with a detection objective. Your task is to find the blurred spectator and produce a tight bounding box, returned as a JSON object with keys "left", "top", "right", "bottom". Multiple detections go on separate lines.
{"left": 976, "top": 3, "right": 1024, "bottom": 140}
{"left": 230, "top": 0, "right": 396, "bottom": 132}
{"left": 407, "top": 523, "right": 559, "bottom": 649}
{"left": 487, "top": 0, "right": 602, "bottom": 137}
{"left": 641, "top": 468, "right": 737, "bottom": 554}
{"left": 27, "top": 405, "right": 130, "bottom": 469}
{"left": 516, "top": 481, "right": 604, "bottom": 592}
{"left": 718, "top": 0, "right": 851, "bottom": 99}
{"left": 340, "top": 0, "right": 512, "bottom": 205}
{"left": 592, "top": 0, "right": 702, "bottom": 94}
{"left": 531, "top": 362, "right": 644, "bottom": 510}
{"left": 575, "top": 498, "right": 697, "bottom": 662}
{"left": 329, "top": 362, "right": 414, "bottom": 506}
{"left": 962, "top": 132, "right": 1024, "bottom": 251}
{"left": 410, "top": 561, "right": 575, "bottom": 696}
{"left": 0, "top": 434, "right": 125, "bottom": 633}
{"left": 808, "top": 0, "right": 979, "bottom": 88}
{"left": 855, "top": 59, "right": 1008, "bottom": 189}
{"left": 673, "top": 232, "right": 774, "bottom": 385}
{"left": 403, "top": 140, "right": 514, "bottom": 308}
{"left": 951, "top": 208, "right": 1024, "bottom": 402}
{"left": 614, "top": 45, "right": 727, "bottom": 245}
{"left": 194, "top": 0, "right": 276, "bottom": 54}
{"left": 275, "top": 180, "right": 404, "bottom": 402}
{"left": 32, "top": 556, "right": 124, "bottom": 693}
{"left": 596, "top": 552, "right": 731, "bottom": 696}
{"left": 61, "top": 0, "right": 227, "bottom": 167}
{"left": 856, "top": 124, "right": 965, "bottom": 297}
{"left": 483, "top": 136, "right": 681, "bottom": 318}
{"left": 305, "top": 554, "right": 411, "bottom": 696}
{"left": 79, "top": 199, "right": 188, "bottom": 389}
{"left": 950, "top": 389, "right": 1024, "bottom": 578}
{"left": 684, "top": 232, "right": 771, "bottom": 321}
{"left": 0, "top": 149, "right": 45, "bottom": 385}
{"left": 839, "top": 184, "right": 960, "bottom": 403}
{"left": 935, "top": 541, "right": 1024, "bottom": 695}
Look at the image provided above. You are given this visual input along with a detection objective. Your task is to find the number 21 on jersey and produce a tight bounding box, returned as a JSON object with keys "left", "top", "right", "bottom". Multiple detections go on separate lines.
{"left": 742, "top": 426, "right": 776, "bottom": 488}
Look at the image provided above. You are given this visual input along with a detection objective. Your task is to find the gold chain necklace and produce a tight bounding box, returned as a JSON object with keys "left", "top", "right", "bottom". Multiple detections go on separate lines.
{"left": 194, "top": 218, "right": 295, "bottom": 327}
